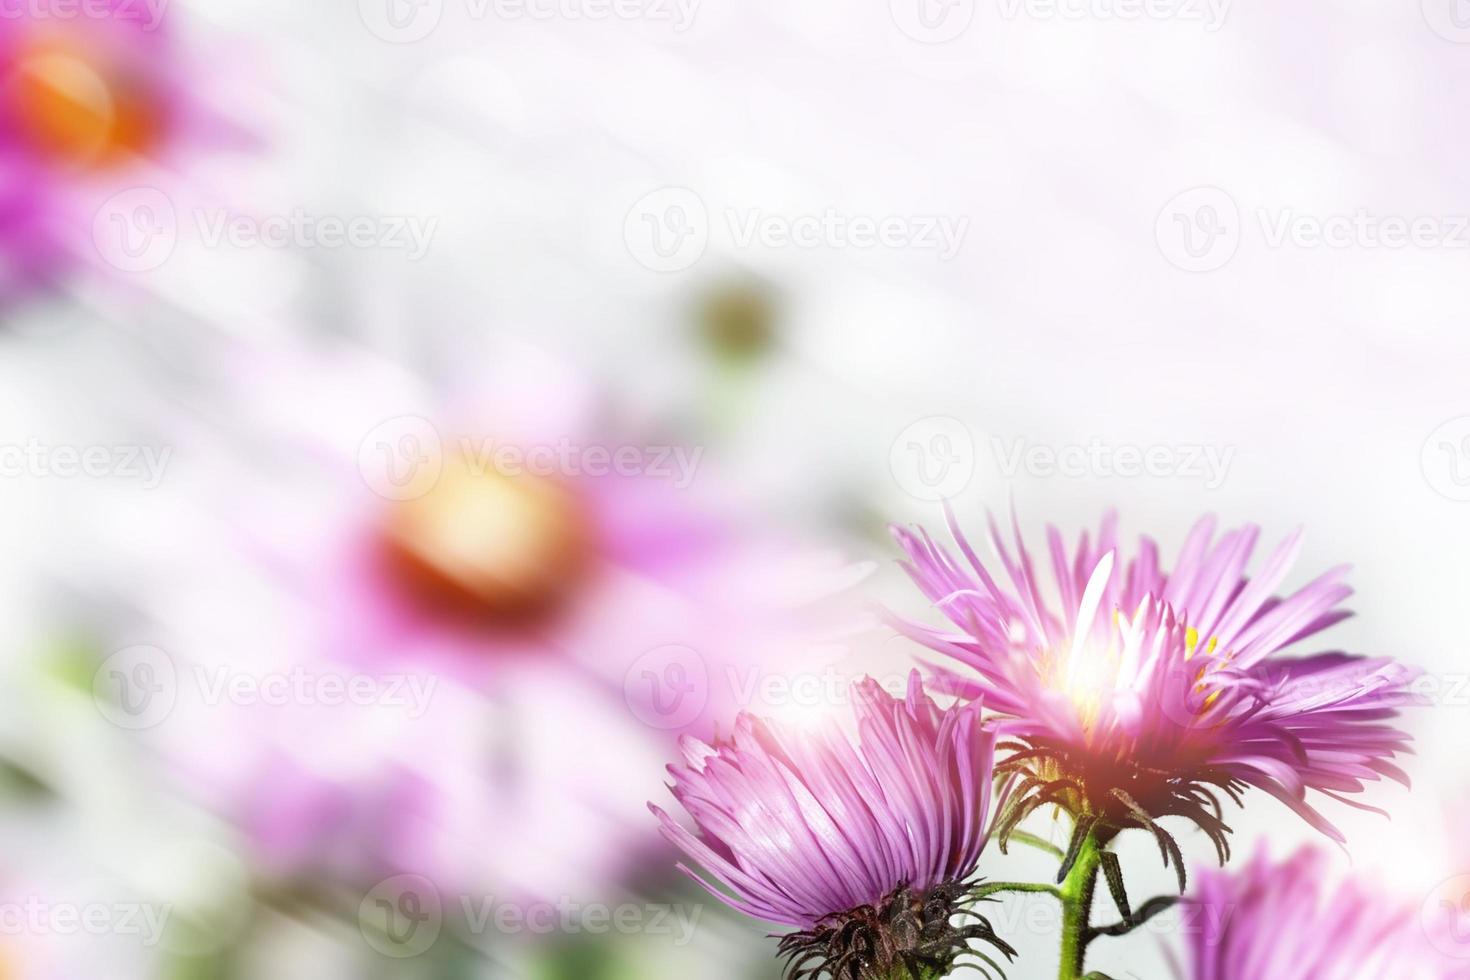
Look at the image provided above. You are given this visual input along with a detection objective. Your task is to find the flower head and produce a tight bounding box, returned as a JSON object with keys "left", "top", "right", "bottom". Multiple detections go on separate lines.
{"left": 652, "top": 672, "right": 1012, "bottom": 980}
{"left": 105, "top": 339, "right": 862, "bottom": 905}
{"left": 0, "top": 7, "right": 177, "bottom": 170}
{"left": 1181, "top": 847, "right": 1467, "bottom": 980}
{"left": 0, "top": 1, "right": 239, "bottom": 301}
{"left": 889, "top": 509, "right": 1422, "bottom": 879}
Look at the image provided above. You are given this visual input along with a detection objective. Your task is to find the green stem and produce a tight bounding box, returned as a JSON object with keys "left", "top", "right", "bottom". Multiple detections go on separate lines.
{"left": 1007, "top": 829, "right": 1066, "bottom": 860}
{"left": 1057, "top": 832, "right": 1103, "bottom": 980}
{"left": 970, "top": 880, "right": 1062, "bottom": 902}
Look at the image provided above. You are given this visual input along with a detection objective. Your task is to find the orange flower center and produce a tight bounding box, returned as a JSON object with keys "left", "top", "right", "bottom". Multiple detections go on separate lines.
{"left": 5, "top": 39, "right": 165, "bottom": 168}
{"left": 382, "top": 455, "right": 591, "bottom": 626}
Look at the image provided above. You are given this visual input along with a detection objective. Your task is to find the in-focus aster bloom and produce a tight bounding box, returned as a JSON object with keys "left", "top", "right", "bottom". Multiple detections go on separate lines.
{"left": 889, "top": 510, "right": 1423, "bottom": 881}
{"left": 1180, "top": 847, "right": 1469, "bottom": 980}
{"left": 652, "top": 672, "right": 1013, "bottom": 980}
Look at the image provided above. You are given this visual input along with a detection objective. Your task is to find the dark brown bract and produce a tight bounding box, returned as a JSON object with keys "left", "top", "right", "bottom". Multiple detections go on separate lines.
{"left": 776, "top": 881, "right": 1013, "bottom": 980}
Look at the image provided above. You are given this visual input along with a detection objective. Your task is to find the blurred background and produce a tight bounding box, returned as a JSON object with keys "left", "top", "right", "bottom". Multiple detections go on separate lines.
{"left": 2, "top": 0, "right": 1470, "bottom": 976}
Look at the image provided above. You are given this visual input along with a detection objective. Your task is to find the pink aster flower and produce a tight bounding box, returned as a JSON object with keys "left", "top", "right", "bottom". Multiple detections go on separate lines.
{"left": 888, "top": 509, "right": 1422, "bottom": 882}
{"left": 1179, "top": 846, "right": 1469, "bottom": 980}
{"left": 652, "top": 672, "right": 1013, "bottom": 980}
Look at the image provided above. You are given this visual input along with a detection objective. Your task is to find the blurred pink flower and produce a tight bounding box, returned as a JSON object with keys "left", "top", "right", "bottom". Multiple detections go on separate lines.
{"left": 148, "top": 338, "right": 865, "bottom": 902}
{"left": 230, "top": 339, "right": 867, "bottom": 723}
{"left": 0, "top": 0, "right": 234, "bottom": 299}
{"left": 1180, "top": 847, "right": 1469, "bottom": 980}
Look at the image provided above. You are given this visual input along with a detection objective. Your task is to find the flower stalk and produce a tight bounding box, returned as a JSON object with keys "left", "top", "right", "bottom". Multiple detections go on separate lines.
{"left": 1057, "top": 831, "right": 1103, "bottom": 980}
